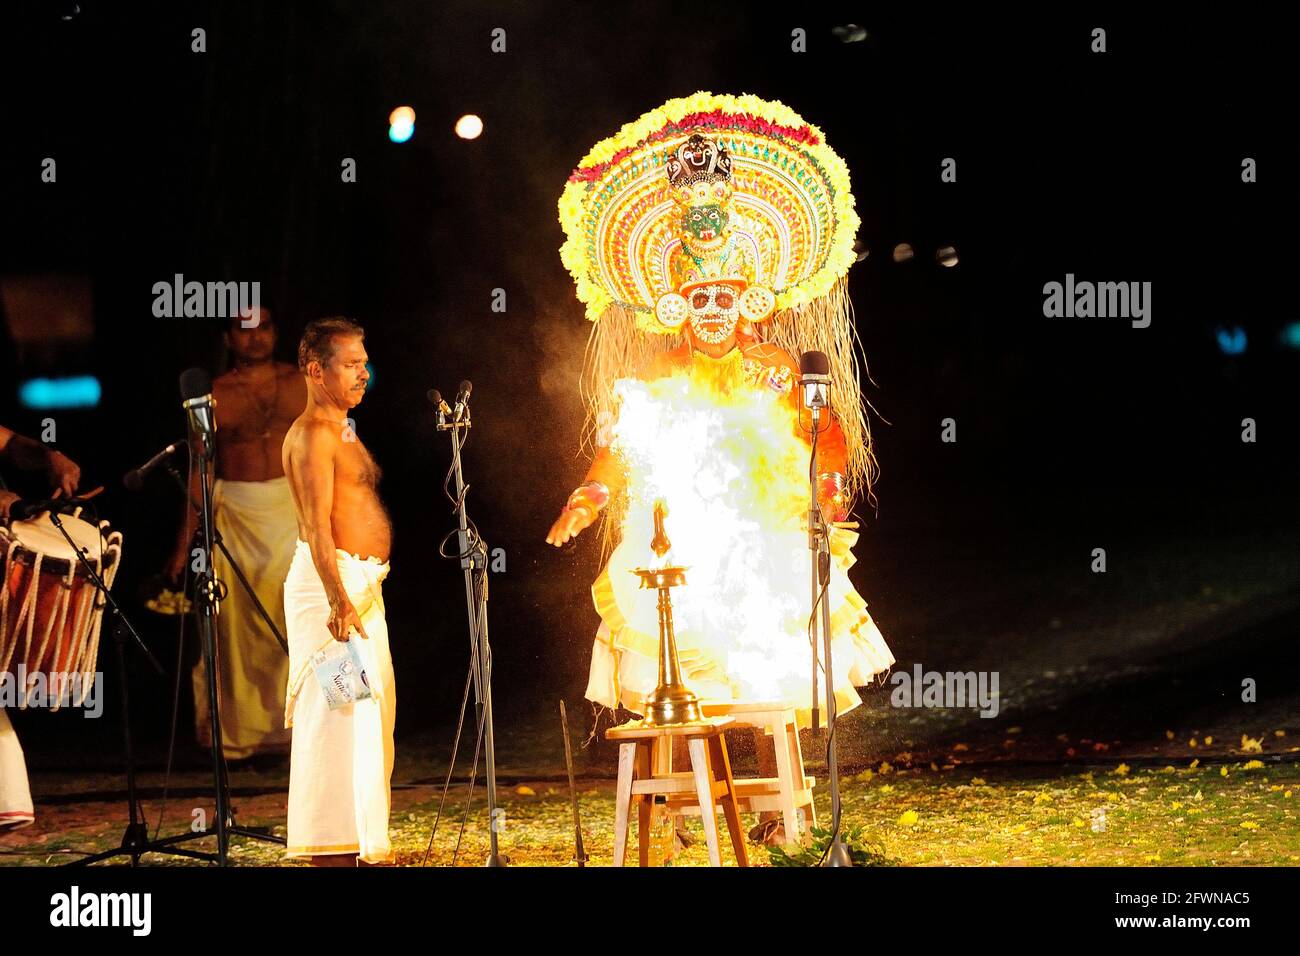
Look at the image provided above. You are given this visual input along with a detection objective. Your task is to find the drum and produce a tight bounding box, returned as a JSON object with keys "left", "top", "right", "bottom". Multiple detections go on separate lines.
{"left": 0, "top": 510, "right": 122, "bottom": 710}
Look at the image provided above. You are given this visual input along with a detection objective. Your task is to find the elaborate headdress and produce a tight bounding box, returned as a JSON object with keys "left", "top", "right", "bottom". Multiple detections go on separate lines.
{"left": 559, "top": 92, "right": 877, "bottom": 503}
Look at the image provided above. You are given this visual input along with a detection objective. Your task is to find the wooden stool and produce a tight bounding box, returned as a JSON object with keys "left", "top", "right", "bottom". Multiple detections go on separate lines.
{"left": 699, "top": 702, "right": 816, "bottom": 845}
{"left": 606, "top": 717, "right": 749, "bottom": 867}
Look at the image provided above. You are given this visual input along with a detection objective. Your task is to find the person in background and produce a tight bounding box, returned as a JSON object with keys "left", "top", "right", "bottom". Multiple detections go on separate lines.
{"left": 0, "top": 424, "right": 82, "bottom": 830}
{"left": 167, "top": 307, "right": 304, "bottom": 762}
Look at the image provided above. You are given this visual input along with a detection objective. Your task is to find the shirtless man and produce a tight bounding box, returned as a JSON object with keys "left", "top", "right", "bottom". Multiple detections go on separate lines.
{"left": 167, "top": 307, "right": 304, "bottom": 760}
{"left": 281, "top": 317, "right": 395, "bottom": 866}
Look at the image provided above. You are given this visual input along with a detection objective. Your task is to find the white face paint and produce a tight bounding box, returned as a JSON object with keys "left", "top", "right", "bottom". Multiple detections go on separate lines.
{"left": 687, "top": 284, "right": 740, "bottom": 345}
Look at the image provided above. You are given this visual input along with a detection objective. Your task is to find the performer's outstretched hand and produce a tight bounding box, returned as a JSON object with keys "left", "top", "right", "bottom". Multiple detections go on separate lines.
{"left": 546, "top": 506, "right": 594, "bottom": 547}
{"left": 328, "top": 595, "right": 370, "bottom": 642}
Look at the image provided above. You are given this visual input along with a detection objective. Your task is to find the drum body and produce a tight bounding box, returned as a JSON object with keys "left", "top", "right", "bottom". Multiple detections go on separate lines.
{"left": 0, "top": 511, "right": 122, "bottom": 710}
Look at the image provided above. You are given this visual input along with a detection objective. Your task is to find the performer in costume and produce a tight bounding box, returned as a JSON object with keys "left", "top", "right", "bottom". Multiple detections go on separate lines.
{"left": 547, "top": 93, "right": 894, "bottom": 728}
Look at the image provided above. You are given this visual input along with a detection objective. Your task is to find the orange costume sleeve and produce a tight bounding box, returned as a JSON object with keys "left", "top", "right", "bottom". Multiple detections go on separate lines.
{"left": 581, "top": 443, "right": 626, "bottom": 501}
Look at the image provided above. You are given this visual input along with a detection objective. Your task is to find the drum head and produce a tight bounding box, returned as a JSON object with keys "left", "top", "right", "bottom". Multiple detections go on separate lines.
{"left": 1, "top": 511, "right": 112, "bottom": 569}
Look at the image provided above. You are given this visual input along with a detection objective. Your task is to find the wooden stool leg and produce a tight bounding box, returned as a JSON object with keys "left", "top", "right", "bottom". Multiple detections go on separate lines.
{"left": 635, "top": 741, "right": 653, "bottom": 867}
{"left": 770, "top": 716, "right": 801, "bottom": 843}
{"left": 789, "top": 719, "right": 816, "bottom": 828}
{"left": 613, "top": 741, "right": 637, "bottom": 867}
{"left": 687, "top": 736, "right": 722, "bottom": 866}
{"left": 708, "top": 734, "right": 749, "bottom": 867}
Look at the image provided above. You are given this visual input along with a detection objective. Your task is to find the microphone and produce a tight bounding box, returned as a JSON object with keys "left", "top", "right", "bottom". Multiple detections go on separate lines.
{"left": 179, "top": 368, "right": 217, "bottom": 457}
{"left": 799, "top": 351, "right": 832, "bottom": 412}
{"left": 427, "top": 388, "right": 453, "bottom": 419}
{"left": 9, "top": 495, "right": 94, "bottom": 523}
{"left": 453, "top": 380, "right": 472, "bottom": 423}
{"left": 123, "top": 441, "right": 183, "bottom": 491}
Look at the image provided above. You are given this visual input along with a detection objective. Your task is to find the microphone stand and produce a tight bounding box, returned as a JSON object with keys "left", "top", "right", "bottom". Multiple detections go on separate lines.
{"left": 47, "top": 511, "right": 217, "bottom": 865}
{"left": 187, "top": 431, "right": 286, "bottom": 864}
{"left": 807, "top": 402, "right": 851, "bottom": 867}
{"left": 163, "top": 462, "right": 288, "bottom": 655}
{"left": 436, "top": 404, "right": 505, "bottom": 867}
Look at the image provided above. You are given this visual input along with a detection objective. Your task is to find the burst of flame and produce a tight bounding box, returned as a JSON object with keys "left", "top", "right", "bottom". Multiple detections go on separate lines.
{"left": 609, "top": 366, "right": 816, "bottom": 702}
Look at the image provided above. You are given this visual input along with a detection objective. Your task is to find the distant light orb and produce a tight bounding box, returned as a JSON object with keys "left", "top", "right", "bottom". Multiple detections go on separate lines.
{"left": 936, "top": 245, "right": 959, "bottom": 267}
{"left": 1280, "top": 321, "right": 1300, "bottom": 350}
{"left": 852, "top": 239, "right": 870, "bottom": 263}
{"left": 1214, "top": 325, "right": 1247, "bottom": 355}
{"left": 832, "top": 23, "right": 868, "bottom": 43}
{"left": 387, "top": 105, "right": 416, "bottom": 143}
{"left": 892, "top": 243, "right": 914, "bottom": 263}
{"left": 19, "top": 376, "right": 101, "bottom": 410}
{"left": 455, "top": 114, "right": 484, "bottom": 140}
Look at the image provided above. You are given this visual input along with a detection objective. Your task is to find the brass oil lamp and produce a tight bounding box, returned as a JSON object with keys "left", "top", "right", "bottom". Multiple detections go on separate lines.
{"left": 632, "top": 500, "right": 701, "bottom": 725}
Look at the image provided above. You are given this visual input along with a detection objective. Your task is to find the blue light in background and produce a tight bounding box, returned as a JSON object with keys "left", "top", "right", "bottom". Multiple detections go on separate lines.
{"left": 1214, "top": 326, "right": 1247, "bottom": 356}
{"left": 365, "top": 362, "right": 375, "bottom": 391}
{"left": 19, "top": 376, "right": 102, "bottom": 409}
{"left": 1280, "top": 322, "right": 1300, "bottom": 350}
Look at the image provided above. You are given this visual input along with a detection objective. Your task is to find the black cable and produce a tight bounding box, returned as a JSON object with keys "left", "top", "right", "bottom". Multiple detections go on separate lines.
{"left": 807, "top": 408, "right": 847, "bottom": 863}
{"left": 428, "top": 419, "right": 496, "bottom": 866}
{"left": 421, "top": 658, "right": 476, "bottom": 866}
{"left": 153, "top": 442, "right": 193, "bottom": 840}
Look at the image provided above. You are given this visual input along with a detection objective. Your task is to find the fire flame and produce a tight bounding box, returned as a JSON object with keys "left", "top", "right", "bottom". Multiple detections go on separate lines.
{"left": 608, "top": 365, "right": 817, "bottom": 703}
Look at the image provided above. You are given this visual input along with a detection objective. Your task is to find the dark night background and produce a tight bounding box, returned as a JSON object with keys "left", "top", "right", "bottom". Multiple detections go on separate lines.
{"left": 0, "top": 2, "right": 1294, "bottom": 777}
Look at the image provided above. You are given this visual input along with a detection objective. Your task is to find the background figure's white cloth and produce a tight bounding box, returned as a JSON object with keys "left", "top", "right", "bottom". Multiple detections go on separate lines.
{"left": 193, "top": 477, "right": 295, "bottom": 759}
{"left": 0, "top": 709, "right": 34, "bottom": 829}
{"left": 283, "top": 540, "right": 394, "bottom": 863}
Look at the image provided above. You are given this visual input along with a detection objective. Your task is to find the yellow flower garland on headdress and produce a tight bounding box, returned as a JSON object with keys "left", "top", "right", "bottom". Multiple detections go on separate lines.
{"left": 559, "top": 91, "right": 860, "bottom": 330}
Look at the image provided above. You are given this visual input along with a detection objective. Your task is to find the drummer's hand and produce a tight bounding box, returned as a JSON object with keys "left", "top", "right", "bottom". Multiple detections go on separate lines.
{"left": 47, "top": 451, "right": 81, "bottom": 497}
{"left": 0, "top": 489, "right": 19, "bottom": 525}
{"left": 328, "top": 595, "right": 370, "bottom": 642}
{"left": 546, "top": 506, "right": 594, "bottom": 547}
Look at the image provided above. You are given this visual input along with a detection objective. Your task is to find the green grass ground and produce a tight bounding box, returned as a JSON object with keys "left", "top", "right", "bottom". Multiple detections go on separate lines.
{"left": 5, "top": 756, "right": 1295, "bottom": 866}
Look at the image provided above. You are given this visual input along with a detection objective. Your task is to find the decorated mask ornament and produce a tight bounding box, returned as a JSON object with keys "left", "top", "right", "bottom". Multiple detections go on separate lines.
{"left": 687, "top": 282, "right": 742, "bottom": 344}
{"left": 684, "top": 203, "right": 728, "bottom": 242}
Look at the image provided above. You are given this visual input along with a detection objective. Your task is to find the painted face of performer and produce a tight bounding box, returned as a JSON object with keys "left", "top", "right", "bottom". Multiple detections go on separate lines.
{"left": 684, "top": 204, "right": 728, "bottom": 243}
{"left": 311, "top": 334, "right": 370, "bottom": 409}
{"left": 688, "top": 283, "right": 740, "bottom": 346}
{"left": 226, "top": 308, "right": 276, "bottom": 364}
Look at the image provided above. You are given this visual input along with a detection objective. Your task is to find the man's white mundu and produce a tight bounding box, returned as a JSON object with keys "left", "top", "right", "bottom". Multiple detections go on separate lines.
{"left": 283, "top": 540, "right": 395, "bottom": 862}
